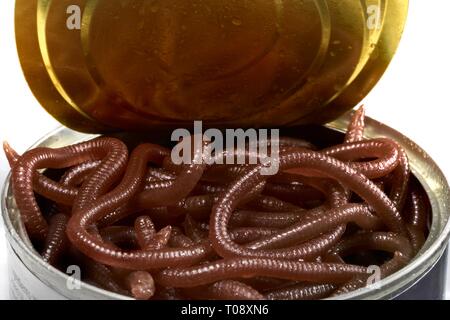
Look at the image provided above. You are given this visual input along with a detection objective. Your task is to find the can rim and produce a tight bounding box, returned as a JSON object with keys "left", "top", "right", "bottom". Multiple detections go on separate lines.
{"left": 2, "top": 114, "right": 449, "bottom": 300}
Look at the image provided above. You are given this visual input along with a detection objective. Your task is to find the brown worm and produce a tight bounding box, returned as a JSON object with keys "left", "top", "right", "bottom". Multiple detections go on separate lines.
{"left": 11, "top": 137, "right": 129, "bottom": 241}
{"left": 5, "top": 110, "right": 428, "bottom": 299}
{"left": 182, "top": 280, "right": 264, "bottom": 300}
{"left": 265, "top": 283, "right": 338, "bottom": 300}
{"left": 40, "top": 213, "right": 69, "bottom": 266}
{"left": 345, "top": 106, "right": 366, "bottom": 143}
{"left": 155, "top": 259, "right": 368, "bottom": 287}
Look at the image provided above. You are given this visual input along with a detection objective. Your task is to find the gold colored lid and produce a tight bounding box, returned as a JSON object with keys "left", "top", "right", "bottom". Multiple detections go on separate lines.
{"left": 15, "top": 0, "right": 408, "bottom": 133}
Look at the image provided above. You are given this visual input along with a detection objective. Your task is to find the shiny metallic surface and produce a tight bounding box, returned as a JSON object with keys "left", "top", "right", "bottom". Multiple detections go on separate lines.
{"left": 1, "top": 113, "right": 449, "bottom": 299}
{"left": 15, "top": 0, "right": 408, "bottom": 132}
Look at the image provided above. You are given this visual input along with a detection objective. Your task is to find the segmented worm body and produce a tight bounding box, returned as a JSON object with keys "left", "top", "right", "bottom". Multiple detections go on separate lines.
{"left": 5, "top": 107, "right": 429, "bottom": 299}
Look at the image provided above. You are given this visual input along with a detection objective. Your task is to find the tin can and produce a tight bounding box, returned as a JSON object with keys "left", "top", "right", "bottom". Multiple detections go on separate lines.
{"left": 2, "top": 113, "right": 449, "bottom": 300}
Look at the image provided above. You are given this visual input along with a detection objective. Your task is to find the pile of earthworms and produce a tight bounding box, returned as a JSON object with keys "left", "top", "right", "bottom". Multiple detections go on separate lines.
{"left": 3, "top": 107, "right": 429, "bottom": 300}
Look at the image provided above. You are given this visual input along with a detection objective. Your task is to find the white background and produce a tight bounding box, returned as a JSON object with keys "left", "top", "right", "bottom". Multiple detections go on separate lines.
{"left": 1, "top": 0, "right": 450, "bottom": 299}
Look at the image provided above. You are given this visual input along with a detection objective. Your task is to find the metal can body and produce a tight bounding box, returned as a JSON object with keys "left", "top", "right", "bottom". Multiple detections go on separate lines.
{"left": 394, "top": 250, "right": 448, "bottom": 300}
{"left": 2, "top": 115, "right": 449, "bottom": 300}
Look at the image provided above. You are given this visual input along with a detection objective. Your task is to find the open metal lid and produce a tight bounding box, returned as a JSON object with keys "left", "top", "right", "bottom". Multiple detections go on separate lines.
{"left": 15, "top": 0, "right": 408, "bottom": 133}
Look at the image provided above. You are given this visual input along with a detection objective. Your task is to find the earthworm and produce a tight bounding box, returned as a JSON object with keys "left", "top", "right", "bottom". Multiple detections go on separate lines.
{"left": 240, "top": 277, "right": 293, "bottom": 292}
{"left": 5, "top": 142, "right": 142, "bottom": 212}
{"left": 182, "top": 280, "right": 264, "bottom": 300}
{"left": 61, "top": 161, "right": 101, "bottom": 187}
{"left": 329, "top": 232, "right": 413, "bottom": 295}
{"left": 97, "top": 194, "right": 198, "bottom": 230}
{"left": 345, "top": 106, "right": 366, "bottom": 143}
{"left": 155, "top": 259, "right": 368, "bottom": 287}
{"left": 99, "top": 226, "right": 137, "bottom": 248}
{"left": 133, "top": 138, "right": 208, "bottom": 208}
{"left": 126, "top": 271, "right": 156, "bottom": 300}
{"left": 402, "top": 180, "right": 428, "bottom": 254}
{"left": 221, "top": 225, "right": 345, "bottom": 261}
{"left": 143, "top": 179, "right": 176, "bottom": 192}
{"left": 135, "top": 166, "right": 206, "bottom": 208}
{"left": 388, "top": 143, "right": 410, "bottom": 212}
{"left": 235, "top": 226, "right": 347, "bottom": 261}
{"left": 333, "top": 252, "right": 410, "bottom": 296}
{"left": 212, "top": 203, "right": 381, "bottom": 259}
{"left": 4, "top": 141, "right": 79, "bottom": 205}
{"left": 11, "top": 137, "right": 128, "bottom": 241}
{"left": 48, "top": 162, "right": 101, "bottom": 215}
{"left": 330, "top": 232, "right": 413, "bottom": 260}
{"left": 6, "top": 115, "right": 429, "bottom": 300}
{"left": 211, "top": 152, "right": 406, "bottom": 262}
{"left": 169, "top": 227, "right": 195, "bottom": 248}
{"left": 406, "top": 225, "right": 426, "bottom": 255}
{"left": 217, "top": 180, "right": 348, "bottom": 258}
{"left": 405, "top": 181, "right": 429, "bottom": 233}
{"left": 169, "top": 181, "right": 266, "bottom": 221}
{"left": 229, "top": 227, "right": 278, "bottom": 244}
{"left": 75, "top": 143, "right": 166, "bottom": 218}
{"left": 229, "top": 210, "right": 303, "bottom": 229}
{"left": 99, "top": 226, "right": 159, "bottom": 300}
{"left": 145, "top": 227, "right": 172, "bottom": 250}
{"left": 44, "top": 163, "right": 171, "bottom": 208}
{"left": 271, "top": 139, "right": 400, "bottom": 182}
{"left": 40, "top": 213, "right": 69, "bottom": 266}
{"left": 193, "top": 182, "right": 227, "bottom": 195}
{"left": 275, "top": 137, "right": 317, "bottom": 150}
{"left": 96, "top": 203, "right": 142, "bottom": 228}
{"left": 280, "top": 151, "right": 407, "bottom": 233}
{"left": 263, "top": 183, "right": 324, "bottom": 207}
{"left": 169, "top": 136, "right": 315, "bottom": 183}
{"left": 344, "top": 107, "right": 409, "bottom": 213}
{"left": 321, "top": 138, "right": 400, "bottom": 179}
{"left": 246, "top": 195, "right": 301, "bottom": 212}
{"left": 3, "top": 141, "right": 19, "bottom": 168}
{"left": 100, "top": 225, "right": 160, "bottom": 300}
{"left": 146, "top": 168, "right": 176, "bottom": 182}
{"left": 168, "top": 195, "right": 219, "bottom": 220}
{"left": 134, "top": 216, "right": 156, "bottom": 248}
{"left": 67, "top": 144, "right": 213, "bottom": 269}
{"left": 265, "top": 283, "right": 337, "bottom": 300}
{"left": 79, "top": 255, "right": 128, "bottom": 296}
{"left": 202, "top": 165, "right": 254, "bottom": 183}
{"left": 246, "top": 204, "right": 381, "bottom": 251}
{"left": 71, "top": 139, "right": 135, "bottom": 213}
